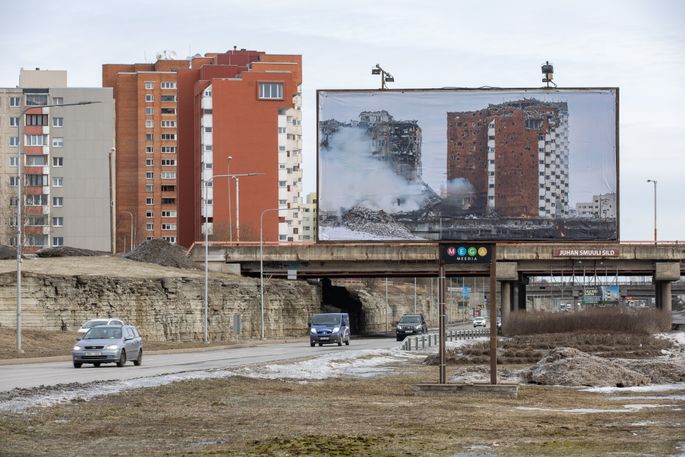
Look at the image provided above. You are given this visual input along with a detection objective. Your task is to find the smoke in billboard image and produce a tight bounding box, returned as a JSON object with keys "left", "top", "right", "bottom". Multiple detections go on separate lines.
{"left": 318, "top": 89, "right": 618, "bottom": 242}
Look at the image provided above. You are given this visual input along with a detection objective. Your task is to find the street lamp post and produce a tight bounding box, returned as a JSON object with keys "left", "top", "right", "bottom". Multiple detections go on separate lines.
{"left": 227, "top": 156, "right": 232, "bottom": 242}
{"left": 231, "top": 172, "right": 263, "bottom": 242}
{"left": 15, "top": 101, "right": 100, "bottom": 353}
{"left": 120, "top": 211, "right": 134, "bottom": 252}
{"left": 260, "top": 206, "right": 299, "bottom": 340}
{"left": 647, "top": 179, "right": 657, "bottom": 244}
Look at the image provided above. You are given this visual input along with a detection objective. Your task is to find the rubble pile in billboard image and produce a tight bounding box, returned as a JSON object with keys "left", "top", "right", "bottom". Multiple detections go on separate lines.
{"left": 318, "top": 89, "right": 618, "bottom": 242}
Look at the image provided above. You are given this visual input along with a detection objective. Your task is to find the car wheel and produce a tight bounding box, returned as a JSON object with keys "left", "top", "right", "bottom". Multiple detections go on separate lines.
{"left": 94, "top": 362, "right": 101, "bottom": 368}
{"left": 345, "top": 335, "right": 350, "bottom": 346}
{"left": 318, "top": 343, "right": 323, "bottom": 347}
{"left": 73, "top": 362, "right": 82, "bottom": 369}
{"left": 133, "top": 349, "right": 142, "bottom": 366}
{"left": 337, "top": 336, "right": 343, "bottom": 346}
{"left": 116, "top": 350, "right": 127, "bottom": 367}
{"left": 310, "top": 341, "right": 315, "bottom": 347}
{"left": 396, "top": 336, "right": 402, "bottom": 341}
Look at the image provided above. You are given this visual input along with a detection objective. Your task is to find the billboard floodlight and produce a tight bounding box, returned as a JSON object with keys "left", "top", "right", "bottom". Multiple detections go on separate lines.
{"left": 542, "top": 60, "right": 556, "bottom": 87}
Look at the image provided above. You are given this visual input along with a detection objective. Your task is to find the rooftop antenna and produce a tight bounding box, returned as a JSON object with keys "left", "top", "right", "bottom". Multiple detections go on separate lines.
{"left": 542, "top": 60, "right": 557, "bottom": 88}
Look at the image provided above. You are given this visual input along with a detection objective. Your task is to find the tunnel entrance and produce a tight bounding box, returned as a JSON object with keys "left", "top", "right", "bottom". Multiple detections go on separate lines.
{"left": 320, "top": 278, "right": 366, "bottom": 334}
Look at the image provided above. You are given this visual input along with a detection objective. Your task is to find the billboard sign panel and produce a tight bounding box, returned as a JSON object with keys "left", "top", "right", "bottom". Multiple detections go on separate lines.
{"left": 318, "top": 88, "right": 618, "bottom": 242}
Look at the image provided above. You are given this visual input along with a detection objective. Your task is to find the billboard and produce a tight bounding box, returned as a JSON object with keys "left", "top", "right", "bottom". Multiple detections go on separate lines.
{"left": 317, "top": 88, "right": 618, "bottom": 242}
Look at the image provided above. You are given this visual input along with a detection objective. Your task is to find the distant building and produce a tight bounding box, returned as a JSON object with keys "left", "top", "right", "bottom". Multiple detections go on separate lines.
{"left": 103, "top": 58, "right": 190, "bottom": 251}
{"left": 301, "top": 192, "right": 318, "bottom": 241}
{"left": 0, "top": 69, "right": 114, "bottom": 252}
{"left": 575, "top": 193, "right": 616, "bottom": 219}
{"left": 446, "top": 99, "right": 569, "bottom": 218}
{"left": 176, "top": 49, "right": 303, "bottom": 247}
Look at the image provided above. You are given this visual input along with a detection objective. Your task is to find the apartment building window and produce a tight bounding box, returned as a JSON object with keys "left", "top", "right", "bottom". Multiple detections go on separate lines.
{"left": 9, "top": 96, "right": 20, "bottom": 107}
{"left": 161, "top": 107, "right": 176, "bottom": 115}
{"left": 146, "top": 159, "right": 154, "bottom": 166}
{"left": 146, "top": 133, "right": 154, "bottom": 141}
{"left": 161, "top": 120, "right": 176, "bottom": 128}
{"left": 26, "top": 155, "right": 47, "bottom": 166}
{"left": 52, "top": 157, "right": 63, "bottom": 167}
{"left": 52, "top": 137, "right": 64, "bottom": 147}
{"left": 162, "top": 236, "right": 176, "bottom": 243}
{"left": 145, "top": 107, "right": 153, "bottom": 115}
{"left": 204, "top": 89, "right": 212, "bottom": 97}
{"left": 145, "top": 146, "right": 154, "bottom": 154}
{"left": 161, "top": 185, "right": 175, "bottom": 192}
{"left": 9, "top": 176, "right": 19, "bottom": 187}
{"left": 161, "top": 159, "right": 176, "bottom": 166}
{"left": 26, "top": 235, "right": 48, "bottom": 246}
{"left": 52, "top": 97, "right": 63, "bottom": 105}
{"left": 27, "top": 174, "right": 48, "bottom": 186}
{"left": 258, "top": 82, "right": 283, "bottom": 100}
{"left": 52, "top": 117, "right": 64, "bottom": 127}
{"left": 204, "top": 145, "right": 212, "bottom": 151}
{"left": 53, "top": 177, "right": 64, "bottom": 187}
{"left": 10, "top": 136, "right": 19, "bottom": 147}
{"left": 52, "top": 196, "right": 63, "bottom": 207}
{"left": 161, "top": 197, "right": 175, "bottom": 204}
{"left": 145, "top": 120, "right": 154, "bottom": 128}
{"left": 26, "top": 114, "right": 48, "bottom": 126}
{"left": 26, "top": 94, "right": 48, "bottom": 105}
{"left": 160, "top": 95, "right": 176, "bottom": 102}
{"left": 161, "top": 171, "right": 176, "bottom": 179}
{"left": 146, "top": 211, "right": 154, "bottom": 218}
{"left": 27, "top": 215, "right": 46, "bottom": 226}
{"left": 146, "top": 197, "right": 154, "bottom": 205}
{"left": 25, "top": 134, "right": 48, "bottom": 146}
{"left": 52, "top": 237, "right": 64, "bottom": 246}
{"left": 146, "top": 236, "right": 153, "bottom": 241}
{"left": 161, "top": 223, "right": 176, "bottom": 230}
{"left": 205, "top": 163, "right": 212, "bottom": 169}
{"left": 26, "top": 194, "right": 48, "bottom": 205}
{"left": 9, "top": 116, "right": 20, "bottom": 127}
{"left": 161, "top": 146, "right": 175, "bottom": 153}
{"left": 9, "top": 156, "right": 18, "bottom": 167}
{"left": 161, "top": 82, "right": 176, "bottom": 89}
{"left": 204, "top": 127, "right": 212, "bottom": 132}
{"left": 279, "top": 181, "right": 286, "bottom": 187}
{"left": 161, "top": 133, "right": 176, "bottom": 141}
{"left": 52, "top": 217, "right": 64, "bottom": 227}
{"left": 161, "top": 210, "right": 176, "bottom": 217}
{"left": 278, "top": 127, "right": 286, "bottom": 134}
{"left": 145, "top": 94, "right": 154, "bottom": 102}
{"left": 145, "top": 82, "right": 154, "bottom": 89}
{"left": 146, "top": 172, "right": 154, "bottom": 179}
{"left": 146, "top": 223, "right": 154, "bottom": 231}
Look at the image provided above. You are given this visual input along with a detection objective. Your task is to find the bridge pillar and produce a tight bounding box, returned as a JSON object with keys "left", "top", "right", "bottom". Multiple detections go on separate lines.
{"left": 655, "top": 281, "right": 672, "bottom": 313}
{"left": 654, "top": 262, "right": 678, "bottom": 328}
{"left": 496, "top": 262, "right": 518, "bottom": 319}
{"left": 500, "top": 281, "right": 512, "bottom": 324}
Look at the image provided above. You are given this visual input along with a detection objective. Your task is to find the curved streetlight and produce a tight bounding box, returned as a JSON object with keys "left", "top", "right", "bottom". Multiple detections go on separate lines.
{"left": 15, "top": 100, "right": 101, "bottom": 353}
{"left": 119, "top": 210, "right": 135, "bottom": 252}
{"left": 260, "top": 206, "right": 300, "bottom": 340}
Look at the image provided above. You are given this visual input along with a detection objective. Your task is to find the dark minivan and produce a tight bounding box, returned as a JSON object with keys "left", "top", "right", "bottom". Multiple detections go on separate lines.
{"left": 395, "top": 313, "right": 428, "bottom": 341}
{"left": 309, "top": 313, "right": 350, "bottom": 347}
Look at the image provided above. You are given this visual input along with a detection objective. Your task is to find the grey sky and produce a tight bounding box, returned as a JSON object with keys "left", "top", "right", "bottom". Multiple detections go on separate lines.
{"left": 1, "top": 0, "right": 683, "bottom": 241}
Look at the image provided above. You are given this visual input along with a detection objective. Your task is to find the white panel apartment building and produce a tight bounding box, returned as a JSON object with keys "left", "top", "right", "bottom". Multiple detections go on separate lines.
{"left": 0, "top": 70, "right": 114, "bottom": 252}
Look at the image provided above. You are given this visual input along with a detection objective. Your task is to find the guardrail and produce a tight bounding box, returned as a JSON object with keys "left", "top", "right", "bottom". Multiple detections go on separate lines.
{"left": 401, "top": 328, "right": 489, "bottom": 351}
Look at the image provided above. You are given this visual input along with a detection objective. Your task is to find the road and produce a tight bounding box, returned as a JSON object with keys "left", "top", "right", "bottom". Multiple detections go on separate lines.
{"left": 0, "top": 337, "right": 398, "bottom": 392}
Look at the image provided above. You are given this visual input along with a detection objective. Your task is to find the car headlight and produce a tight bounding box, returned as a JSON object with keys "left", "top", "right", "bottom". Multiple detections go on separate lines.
{"left": 310, "top": 328, "right": 317, "bottom": 334}
{"left": 105, "top": 344, "right": 119, "bottom": 350}
{"left": 332, "top": 327, "right": 340, "bottom": 333}
{"left": 415, "top": 325, "right": 422, "bottom": 330}
{"left": 396, "top": 325, "right": 402, "bottom": 330}
{"left": 73, "top": 346, "right": 82, "bottom": 351}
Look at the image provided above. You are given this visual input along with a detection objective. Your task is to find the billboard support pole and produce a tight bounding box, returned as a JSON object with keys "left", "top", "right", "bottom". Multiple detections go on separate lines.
{"left": 489, "top": 244, "right": 498, "bottom": 385}
{"left": 439, "top": 255, "right": 446, "bottom": 384}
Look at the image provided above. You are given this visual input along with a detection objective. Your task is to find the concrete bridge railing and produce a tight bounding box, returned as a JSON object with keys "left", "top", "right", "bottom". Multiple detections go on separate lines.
{"left": 401, "top": 328, "right": 489, "bottom": 351}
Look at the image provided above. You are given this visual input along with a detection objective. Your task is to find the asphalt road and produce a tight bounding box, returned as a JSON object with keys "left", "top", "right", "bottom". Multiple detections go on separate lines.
{"left": 0, "top": 337, "right": 399, "bottom": 392}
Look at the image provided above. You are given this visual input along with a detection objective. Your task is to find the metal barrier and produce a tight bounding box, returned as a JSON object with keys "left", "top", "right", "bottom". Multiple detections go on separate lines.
{"left": 401, "top": 328, "right": 490, "bottom": 351}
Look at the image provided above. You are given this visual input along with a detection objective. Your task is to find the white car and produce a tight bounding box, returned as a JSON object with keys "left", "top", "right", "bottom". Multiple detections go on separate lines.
{"left": 77, "top": 318, "right": 125, "bottom": 339}
{"left": 473, "top": 317, "right": 487, "bottom": 328}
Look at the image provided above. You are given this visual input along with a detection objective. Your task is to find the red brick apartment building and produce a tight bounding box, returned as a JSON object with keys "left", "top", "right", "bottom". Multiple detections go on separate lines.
{"left": 446, "top": 99, "right": 569, "bottom": 219}
{"left": 176, "top": 49, "right": 303, "bottom": 247}
{"left": 103, "top": 59, "right": 190, "bottom": 252}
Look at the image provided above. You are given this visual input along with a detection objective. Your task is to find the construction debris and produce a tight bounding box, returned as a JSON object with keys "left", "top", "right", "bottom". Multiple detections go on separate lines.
{"left": 124, "top": 238, "right": 194, "bottom": 269}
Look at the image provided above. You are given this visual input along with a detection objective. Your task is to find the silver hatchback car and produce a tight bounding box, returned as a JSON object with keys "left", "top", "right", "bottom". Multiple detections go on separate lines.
{"left": 72, "top": 325, "right": 143, "bottom": 368}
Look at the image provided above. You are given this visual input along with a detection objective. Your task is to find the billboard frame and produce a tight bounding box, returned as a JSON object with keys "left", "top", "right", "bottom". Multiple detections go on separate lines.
{"left": 316, "top": 87, "right": 620, "bottom": 244}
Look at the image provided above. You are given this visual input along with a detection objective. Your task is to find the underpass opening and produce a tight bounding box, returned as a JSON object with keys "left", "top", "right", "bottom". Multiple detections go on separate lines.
{"left": 320, "top": 278, "right": 365, "bottom": 334}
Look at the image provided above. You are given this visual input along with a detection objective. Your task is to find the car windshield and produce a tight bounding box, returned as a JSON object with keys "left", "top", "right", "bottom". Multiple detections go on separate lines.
{"left": 311, "top": 314, "right": 341, "bottom": 326}
{"left": 85, "top": 327, "right": 122, "bottom": 339}
{"left": 82, "top": 319, "right": 108, "bottom": 329}
{"left": 399, "top": 315, "right": 421, "bottom": 324}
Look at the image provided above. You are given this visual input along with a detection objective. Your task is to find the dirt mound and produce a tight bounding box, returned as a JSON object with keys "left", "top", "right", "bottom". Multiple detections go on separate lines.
{"left": 36, "top": 246, "right": 109, "bottom": 257}
{"left": 124, "top": 239, "right": 194, "bottom": 269}
{"left": 522, "top": 347, "right": 650, "bottom": 387}
{"left": 620, "top": 359, "right": 685, "bottom": 384}
{"left": 0, "top": 245, "right": 14, "bottom": 260}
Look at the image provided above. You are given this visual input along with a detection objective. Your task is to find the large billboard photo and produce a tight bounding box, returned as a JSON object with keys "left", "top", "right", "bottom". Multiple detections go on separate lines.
{"left": 318, "top": 88, "right": 618, "bottom": 242}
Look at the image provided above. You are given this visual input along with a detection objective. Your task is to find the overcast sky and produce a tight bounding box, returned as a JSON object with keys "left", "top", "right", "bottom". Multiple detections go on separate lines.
{"left": 1, "top": 0, "right": 683, "bottom": 241}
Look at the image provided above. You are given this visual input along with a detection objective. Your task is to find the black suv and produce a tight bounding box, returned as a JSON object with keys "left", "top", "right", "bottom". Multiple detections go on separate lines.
{"left": 395, "top": 313, "right": 428, "bottom": 341}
